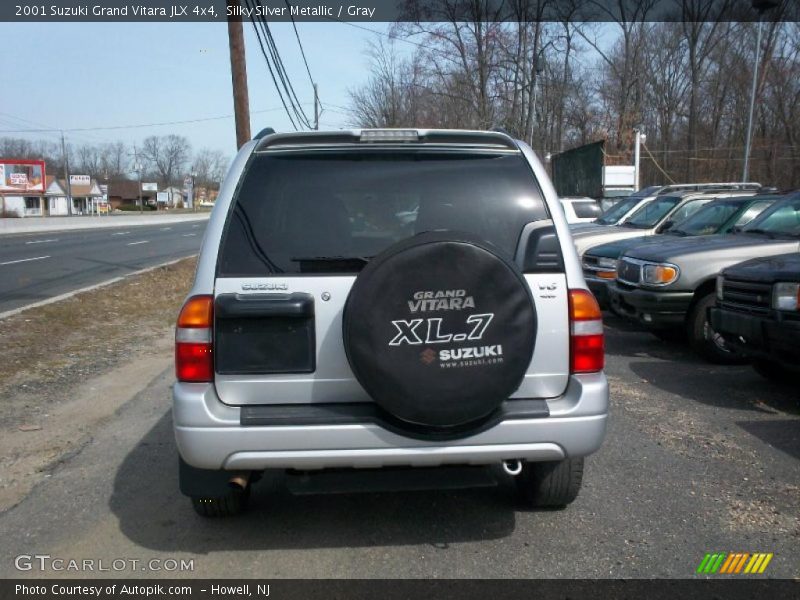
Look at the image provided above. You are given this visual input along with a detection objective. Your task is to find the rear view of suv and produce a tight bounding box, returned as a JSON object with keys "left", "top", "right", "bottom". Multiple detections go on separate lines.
{"left": 173, "top": 129, "right": 608, "bottom": 516}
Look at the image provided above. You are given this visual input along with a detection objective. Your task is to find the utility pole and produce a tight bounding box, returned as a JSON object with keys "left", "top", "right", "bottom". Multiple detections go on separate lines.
{"left": 61, "top": 131, "right": 74, "bottom": 216}
{"left": 743, "top": 0, "right": 779, "bottom": 182}
{"left": 227, "top": 0, "right": 251, "bottom": 149}
{"left": 634, "top": 129, "right": 643, "bottom": 192}
{"left": 313, "top": 83, "right": 319, "bottom": 130}
{"left": 132, "top": 144, "right": 143, "bottom": 214}
{"left": 742, "top": 18, "right": 763, "bottom": 183}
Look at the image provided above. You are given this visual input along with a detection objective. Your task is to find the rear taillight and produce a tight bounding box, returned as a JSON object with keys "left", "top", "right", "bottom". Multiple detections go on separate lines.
{"left": 176, "top": 295, "right": 214, "bottom": 382}
{"left": 569, "top": 289, "right": 604, "bottom": 374}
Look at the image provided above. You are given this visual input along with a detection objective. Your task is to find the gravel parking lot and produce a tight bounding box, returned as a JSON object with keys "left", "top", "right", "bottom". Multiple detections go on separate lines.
{"left": 0, "top": 306, "right": 797, "bottom": 579}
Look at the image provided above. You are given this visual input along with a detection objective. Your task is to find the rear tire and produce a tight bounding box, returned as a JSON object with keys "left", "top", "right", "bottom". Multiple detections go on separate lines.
{"left": 516, "top": 458, "right": 584, "bottom": 508}
{"left": 191, "top": 486, "right": 249, "bottom": 518}
{"left": 687, "top": 292, "right": 745, "bottom": 364}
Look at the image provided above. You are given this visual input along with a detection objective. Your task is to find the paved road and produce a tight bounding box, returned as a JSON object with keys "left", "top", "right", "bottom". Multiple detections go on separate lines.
{"left": 0, "top": 317, "right": 797, "bottom": 579}
{"left": 0, "top": 221, "right": 207, "bottom": 314}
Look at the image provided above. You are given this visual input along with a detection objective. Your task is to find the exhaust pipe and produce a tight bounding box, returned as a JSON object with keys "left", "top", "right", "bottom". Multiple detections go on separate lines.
{"left": 501, "top": 459, "right": 523, "bottom": 476}
{"left": 228, "top": 471, "right": 252, "bottom": 491}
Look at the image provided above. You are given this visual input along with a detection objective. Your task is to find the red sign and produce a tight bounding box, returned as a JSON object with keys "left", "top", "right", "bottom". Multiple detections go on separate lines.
{"left": 0, "top": 160, "right": 46, "bottom": 194}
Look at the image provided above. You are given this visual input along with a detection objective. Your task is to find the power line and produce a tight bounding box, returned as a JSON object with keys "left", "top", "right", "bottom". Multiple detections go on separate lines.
{"left": 284, "top": 0, "right": 321, "bottom": 129}
{"left": 244, "top": 0, "right": 314, "bottom": 129}
{"left": 0, "top": 111, "right": 113, "bottom": 145}
{"left": 0, "top": 105, "right": 306, "bottom": 134}
{"left": 244, "top": 0, "right": 301, "bottom": 129}
{"left": 256, "top": 6, "right": 312, "bottom": 128}
{"left": 284, "top": 1, "right": 316, "bottom": 89}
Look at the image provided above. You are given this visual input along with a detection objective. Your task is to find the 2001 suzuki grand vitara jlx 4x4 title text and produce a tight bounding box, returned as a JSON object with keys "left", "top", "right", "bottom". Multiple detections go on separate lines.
{"left": 173, "top": 129, "right": 608, "bottom": 516}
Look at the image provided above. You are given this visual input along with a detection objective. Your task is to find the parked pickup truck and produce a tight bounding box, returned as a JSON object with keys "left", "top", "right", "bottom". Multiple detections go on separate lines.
{"left": 608, "top": 193, "right": 800, "bottom": 363}
{"left": 710, "top": 252, "right": 800, "bottom": 382}
{"left": 571, "top": 190, "right": 757, "bottom": 257}
{"left": 582, "top": 195, "right": 780, "bottom": 304}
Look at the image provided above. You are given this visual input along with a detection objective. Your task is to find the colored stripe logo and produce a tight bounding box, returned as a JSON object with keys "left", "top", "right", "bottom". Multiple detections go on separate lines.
{"left": 696, "top": 552, "right": 773, "bottom": 574}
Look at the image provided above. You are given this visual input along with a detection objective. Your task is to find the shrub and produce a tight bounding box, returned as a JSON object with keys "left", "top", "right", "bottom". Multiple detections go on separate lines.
{"left": 116, "top": 204, "right": 155, "bottom": 212}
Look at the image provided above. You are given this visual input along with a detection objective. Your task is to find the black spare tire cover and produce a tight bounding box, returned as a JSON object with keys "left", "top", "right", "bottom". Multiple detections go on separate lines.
{"left": 343, "top": 231, "right": 537, "bottom": 429}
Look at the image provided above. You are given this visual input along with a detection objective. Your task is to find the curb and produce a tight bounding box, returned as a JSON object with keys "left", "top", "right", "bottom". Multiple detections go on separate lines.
{"left": 0, "top": 255, "right": 196, "bottom": 321}
{"left": 0, "top": 213, "right": 210, "bottom": 236}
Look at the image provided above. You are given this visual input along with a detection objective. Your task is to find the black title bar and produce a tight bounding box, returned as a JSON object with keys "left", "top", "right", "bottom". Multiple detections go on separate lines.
{"left": 2, "top": 0, "right": 798, "bottom": 22}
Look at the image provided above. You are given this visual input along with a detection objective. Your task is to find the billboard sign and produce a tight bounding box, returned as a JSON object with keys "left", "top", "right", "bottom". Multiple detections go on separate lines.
{"left": 69, "top": 174, "right": 91, "bottom": 186}
{"left": 0, "top": 160, "right": 46, "bottom": 194}
{"left": 142, "top": 182, "right": 158, "bottom": 192}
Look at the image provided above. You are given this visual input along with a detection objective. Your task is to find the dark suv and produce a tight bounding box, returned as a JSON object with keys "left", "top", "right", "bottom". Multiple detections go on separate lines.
{"left": 711, "top": 252, "right": 800, "bottom": 381}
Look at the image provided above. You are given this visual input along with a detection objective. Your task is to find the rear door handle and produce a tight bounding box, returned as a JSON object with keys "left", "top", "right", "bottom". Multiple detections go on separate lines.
{"left": 215, "top": 293, "right": 314, "bottom": 319}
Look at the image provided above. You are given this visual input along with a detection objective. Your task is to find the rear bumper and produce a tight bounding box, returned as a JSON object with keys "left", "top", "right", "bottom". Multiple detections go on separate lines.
{"left": 173, "top": 373, "right": 609, "bottom": 470}
{"left": 608, "top": 283, "right": 693, "bottom": 328}
{"left": 710, "top": 307, "right": 800, "bottom": 366}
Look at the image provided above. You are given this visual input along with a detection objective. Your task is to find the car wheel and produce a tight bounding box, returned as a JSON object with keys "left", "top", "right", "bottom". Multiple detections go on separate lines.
{"left": 191, "top": 486, "right": 249, "bottom": 518}
{"left": 687, "top": 292, "right": 746, "bottom": 364}
{"left": 752, "top": 359, "right": 796, "bottom": 384}
{"left": 516, "top": 458, "right": 584, "bottom": 509}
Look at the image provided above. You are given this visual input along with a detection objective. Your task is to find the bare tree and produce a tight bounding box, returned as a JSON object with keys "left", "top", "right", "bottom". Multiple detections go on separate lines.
{"left": 140, "top": 135, "right": 192, "bottom": 187}
{"left": 99, "top": 142, "right": 128, "bottom": 179}
{"left": 192, "top": 148, "right": 229, "bottom": 191}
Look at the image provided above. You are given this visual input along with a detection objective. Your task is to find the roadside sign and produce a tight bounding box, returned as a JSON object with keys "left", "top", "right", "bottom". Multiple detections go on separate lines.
{"left": 0, "top": 160, "right": 46, "bottom": 193}
{"left": 142, "top": 182, "right": 158, "bottom": 191}
{"left": 69, "top": 174, "right": 91, "bottom": 186}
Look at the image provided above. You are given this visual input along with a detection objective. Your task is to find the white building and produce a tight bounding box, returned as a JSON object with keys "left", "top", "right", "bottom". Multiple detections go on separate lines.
{"left": 46, "top": 177, "right": 103, "bottom": 215}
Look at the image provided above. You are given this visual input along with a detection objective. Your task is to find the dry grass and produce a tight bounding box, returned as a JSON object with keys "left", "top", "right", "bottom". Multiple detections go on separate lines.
{"left": 0, "top": 258, "right": 196, "bottom": 427}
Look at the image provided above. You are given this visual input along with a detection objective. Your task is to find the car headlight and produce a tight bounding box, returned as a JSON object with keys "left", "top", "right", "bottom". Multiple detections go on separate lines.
{"left": 642, "top": 263, "right": 679, "bottom": 286}
{"left": 716, "top": 275, "right": 724, "bottom": 300}
{"left": 772, "top": 282, "right": 800, "bottom": 311}
{"left": 597, "top": 257, "right": 618, "bottom": 269}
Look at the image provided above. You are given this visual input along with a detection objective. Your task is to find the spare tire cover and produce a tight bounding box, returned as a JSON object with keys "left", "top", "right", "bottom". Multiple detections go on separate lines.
{"left": 343, "top": 231, "right": 537, "bottom": 429}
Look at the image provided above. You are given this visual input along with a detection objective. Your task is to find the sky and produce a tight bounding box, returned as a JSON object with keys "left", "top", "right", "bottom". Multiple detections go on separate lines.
{"left": 0, "top": 21, "right": 396, "bottom": 161}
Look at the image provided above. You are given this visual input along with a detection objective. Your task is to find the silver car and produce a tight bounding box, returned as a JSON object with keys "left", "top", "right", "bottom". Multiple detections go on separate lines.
{"left": 173, "top": 129, "right": 608, "bottom": 516}
{"left": 571, "top": 190, "right": 758, "bottom": 257}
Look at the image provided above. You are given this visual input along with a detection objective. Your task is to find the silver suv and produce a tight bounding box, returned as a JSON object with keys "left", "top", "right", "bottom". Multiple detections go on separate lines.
{"left": 173, "top": 129, "right": 608, "bottom": 516}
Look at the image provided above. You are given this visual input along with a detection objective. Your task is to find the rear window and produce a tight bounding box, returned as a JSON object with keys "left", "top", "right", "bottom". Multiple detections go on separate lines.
{"left": 217, "top": 151, "right": 549, "bottom": 275}
{"left": 572, "top": 201, "right": 602, "bottom": 219}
